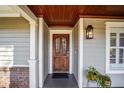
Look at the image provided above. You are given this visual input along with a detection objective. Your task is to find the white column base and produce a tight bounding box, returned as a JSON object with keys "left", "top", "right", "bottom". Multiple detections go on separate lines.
{"left": 28, "top": 59, "right": 39, "bottom": 88}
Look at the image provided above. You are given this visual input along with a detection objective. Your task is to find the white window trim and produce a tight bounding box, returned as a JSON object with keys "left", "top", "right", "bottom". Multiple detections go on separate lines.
{"left": 106, "top": 22, "right": 124, "bottom": 74}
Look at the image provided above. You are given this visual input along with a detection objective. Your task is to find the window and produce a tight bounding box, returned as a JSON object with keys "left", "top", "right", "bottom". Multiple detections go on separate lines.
{"left": 106, "top": 22, "right": 124, "bottom": 73}
{"left": 110, "top": 32, "right": 124, "bottom": 68}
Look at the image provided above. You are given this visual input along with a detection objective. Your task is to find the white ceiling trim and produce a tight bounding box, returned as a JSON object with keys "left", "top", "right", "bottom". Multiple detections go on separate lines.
{"left": 0, "top": 13, "right": 20, "bottom": 17}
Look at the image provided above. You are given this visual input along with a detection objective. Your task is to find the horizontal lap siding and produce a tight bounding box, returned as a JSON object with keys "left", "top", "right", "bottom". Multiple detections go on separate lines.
{"left": 0, "top": 18, "right": 30, "bottom": 66}
{"left": 72, "top": 22, "right": 79, "bottom": 83}
{"left": 83, "top": 19, "right": 106, "bottom": 87}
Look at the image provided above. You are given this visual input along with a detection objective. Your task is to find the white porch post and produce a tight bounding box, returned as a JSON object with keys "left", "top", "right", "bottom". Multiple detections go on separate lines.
{"left": 78, "top": 18, "right": 84, "bottom": 88}
{"left": 28, "top": 22, "right": 39, "bottom": 88}
{"left": 39, "top": 18, "right": 44, "bottom": 87}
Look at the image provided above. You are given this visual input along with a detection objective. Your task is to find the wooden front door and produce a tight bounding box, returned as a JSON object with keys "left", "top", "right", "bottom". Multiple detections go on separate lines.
{"left": 53, "top": 34, "right": 69, "bottom": 73}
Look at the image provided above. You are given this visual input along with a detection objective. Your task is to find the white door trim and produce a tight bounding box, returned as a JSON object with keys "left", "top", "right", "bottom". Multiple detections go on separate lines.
{"left": 49, "top": 30, "right": 72, "bottom": 74}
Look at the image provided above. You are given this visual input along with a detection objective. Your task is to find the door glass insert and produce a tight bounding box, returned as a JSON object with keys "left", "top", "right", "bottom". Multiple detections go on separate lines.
{"left": 55, "top": 37, "right": 60, "bottom": 54}
{"left": 62, "top": 37, "right": 67, "bottom": 54}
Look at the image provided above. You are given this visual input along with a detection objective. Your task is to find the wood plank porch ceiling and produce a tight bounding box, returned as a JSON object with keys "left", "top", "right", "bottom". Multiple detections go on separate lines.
{"left": 28, "top": 5, "right": 124, "bottom": 27}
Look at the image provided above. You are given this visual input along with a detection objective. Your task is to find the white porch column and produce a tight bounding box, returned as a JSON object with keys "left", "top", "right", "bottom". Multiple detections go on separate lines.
{"left": 78, "top": 18, "right": 84, "bottom": 88}
{"left": 28, "top": 22, "right": 39, "bottom": 88}
{"left": 39, "top": 18, "right": 44, "bottom": 88}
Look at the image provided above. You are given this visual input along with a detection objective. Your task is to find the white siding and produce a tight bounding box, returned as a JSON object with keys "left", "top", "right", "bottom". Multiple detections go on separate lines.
{"left": 43, "top": 21, "right": 49, "bottom": 80}
{"left": 72, "top": 22, "right": 79, "bottom": 83}
{"left": 0, "top": 17, "right": 30, "bottom": 66}
{"left": 83, "top": 18, "right": 124, "bottom": 87}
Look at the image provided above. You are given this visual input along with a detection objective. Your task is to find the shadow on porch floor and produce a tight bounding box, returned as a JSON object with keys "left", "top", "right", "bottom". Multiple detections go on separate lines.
{"left": 43, "top": 74, "right": 78, "bottom": 88}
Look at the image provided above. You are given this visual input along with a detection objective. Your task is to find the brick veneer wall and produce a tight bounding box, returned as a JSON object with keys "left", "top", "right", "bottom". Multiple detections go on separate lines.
{"left": 0, "top": 67, "right": 29, "bottom": 88}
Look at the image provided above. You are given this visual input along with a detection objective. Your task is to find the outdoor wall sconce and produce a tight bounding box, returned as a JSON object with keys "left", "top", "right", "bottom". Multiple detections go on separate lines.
{"left": 86, "top": 25, "right": 94, "bottom": 39}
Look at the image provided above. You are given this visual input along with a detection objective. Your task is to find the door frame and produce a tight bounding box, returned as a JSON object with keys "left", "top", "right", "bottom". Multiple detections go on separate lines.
{"left": 49, "top": 29, "right": 72, "bottom": 74}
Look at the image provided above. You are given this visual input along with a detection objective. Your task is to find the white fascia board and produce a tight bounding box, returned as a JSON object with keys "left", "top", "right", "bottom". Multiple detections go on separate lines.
{"left": 0, "top": 13, "right": 20, "bottom": 17}
{"left": 106, "top": 22, "right": 124, "bottom": 27}
{"left": 9, "top": 5, "right": 37, "bottom": 23}
{"left": 18, "top": 5, "right": 37, "bottom": 21}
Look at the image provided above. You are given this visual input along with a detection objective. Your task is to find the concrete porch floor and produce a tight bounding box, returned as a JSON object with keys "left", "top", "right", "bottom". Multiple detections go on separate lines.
{"left": 43, "top": 74, "right": 78, "bottom": 88}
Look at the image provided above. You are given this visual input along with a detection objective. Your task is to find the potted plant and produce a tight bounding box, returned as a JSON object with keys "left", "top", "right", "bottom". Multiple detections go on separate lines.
{"left": 86, "top": 66, "right": 111, "bottom": 88}
{"left": 86, "top": 66, "right": 99, "bottom": 81}
{"left": 97, "top": 74, "right": 111, "bottom": 88}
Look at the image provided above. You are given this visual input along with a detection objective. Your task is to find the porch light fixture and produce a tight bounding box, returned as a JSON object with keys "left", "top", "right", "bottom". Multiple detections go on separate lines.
{"left": 86, "top": 25, "right": 94, "bottom": 39}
